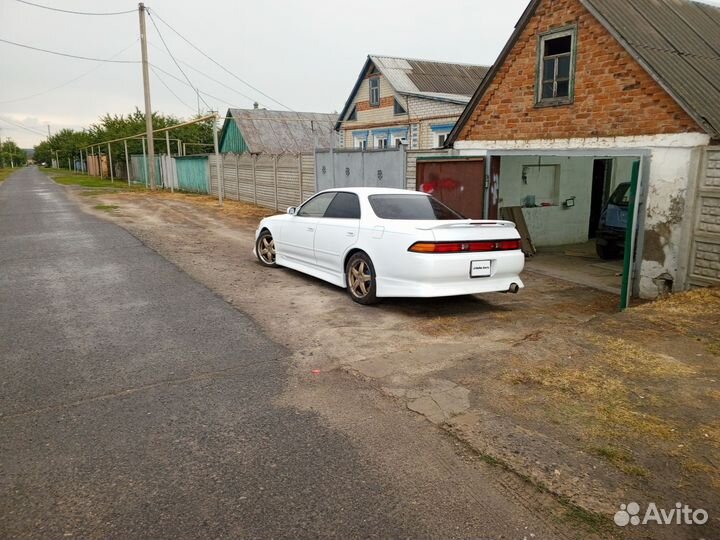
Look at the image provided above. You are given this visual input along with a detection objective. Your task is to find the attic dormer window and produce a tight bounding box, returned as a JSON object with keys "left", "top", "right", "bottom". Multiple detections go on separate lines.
{"left": 348, "top": 106, "right": 357, "bottom": 121}
{"left": 537, "top": 27, "right": 576, "bottom": 106}
{"left": 393, "top": 98, "right": 406, "bottom": 115}
{"left": 369, "top": 78, "right": 380, "bottom": 107}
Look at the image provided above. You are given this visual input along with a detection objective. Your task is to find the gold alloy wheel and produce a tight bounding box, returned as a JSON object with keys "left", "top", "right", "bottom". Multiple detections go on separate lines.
{"left": 258, "top": 235, "right": 276, "bottom": 264}
{"left": 348, "top": 259, "right": 372, "bottom": 298}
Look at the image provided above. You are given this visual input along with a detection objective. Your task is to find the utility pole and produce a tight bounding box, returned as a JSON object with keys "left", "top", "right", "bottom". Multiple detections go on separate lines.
{"left": 138, "top": 2, "right": 156, "bottom": 190}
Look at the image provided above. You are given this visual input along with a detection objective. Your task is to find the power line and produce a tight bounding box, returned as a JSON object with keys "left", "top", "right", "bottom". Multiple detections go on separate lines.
{"left": 15, "top": 0, "right": 135, "bottom": 16}
{"left": 150, "top": 64, "right": 243, "bottom": 111}
{"left": 148, "top": 42, "right": 265, "bottom": 108}
{"left": 150, "top": 65, "right": 197, "bottom": 113}
{"left": 0, "top": 116, "right": 48, "bottom": 137}
{"left": 0, "top": 40, "right": 139, "bottom": 105}
{"left": 0, "top": 37, "right": 139, "bottom": 63}
{"left": 148, "top": 8, "right": 293, "bottom": 111}
{"left": 146, "top": 10, "right": 211, "bottom": 113}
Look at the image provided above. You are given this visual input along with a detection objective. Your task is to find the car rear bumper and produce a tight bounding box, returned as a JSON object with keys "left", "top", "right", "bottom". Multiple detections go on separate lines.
{"left": 375, "top": 250, "right": 525, "bottom": 298}
{"left": 596, "top": 226, "right": 625, "bottom": 247}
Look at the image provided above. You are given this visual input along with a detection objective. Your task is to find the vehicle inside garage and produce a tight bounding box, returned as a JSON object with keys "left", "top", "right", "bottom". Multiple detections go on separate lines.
{"left": 494, "top": 154, "right": 641, "bottom": 295}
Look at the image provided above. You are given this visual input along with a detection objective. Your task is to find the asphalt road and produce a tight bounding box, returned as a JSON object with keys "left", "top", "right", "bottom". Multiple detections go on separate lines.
{"left": 0, "top": 168, "right": 575, "bottom": 539}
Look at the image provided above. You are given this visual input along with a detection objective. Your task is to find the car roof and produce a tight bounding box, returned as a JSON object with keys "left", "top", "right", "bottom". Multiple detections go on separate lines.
{"left": 318, "top": 187, "right": 428, "bottom": 196}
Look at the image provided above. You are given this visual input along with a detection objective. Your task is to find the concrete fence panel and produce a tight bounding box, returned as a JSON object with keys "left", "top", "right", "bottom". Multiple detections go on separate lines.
{"left": 209, "top": 153, "right": 316, "bottom": 211}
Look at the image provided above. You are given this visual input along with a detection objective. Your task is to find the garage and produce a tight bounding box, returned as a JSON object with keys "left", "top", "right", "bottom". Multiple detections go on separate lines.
{"left": 440, "top": 0, "right": 719, "bottom": 301}
{"left": 494, "top": 153, "right": 643, "bottom": 297}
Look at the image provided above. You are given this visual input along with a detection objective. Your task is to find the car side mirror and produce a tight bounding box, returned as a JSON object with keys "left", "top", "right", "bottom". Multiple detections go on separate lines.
{"left": 287, "top": 207, "right": 296, "bottom": 215}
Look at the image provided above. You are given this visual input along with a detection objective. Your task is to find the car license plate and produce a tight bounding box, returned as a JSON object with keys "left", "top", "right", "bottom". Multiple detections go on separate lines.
{"left": 470, "top": 260, "right": 491, "bottom": 278}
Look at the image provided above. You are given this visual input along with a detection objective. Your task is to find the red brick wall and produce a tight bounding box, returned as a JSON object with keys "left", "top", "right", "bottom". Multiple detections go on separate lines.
{"left": 458, "top": 0, "right": 700, "bottom": 141}
{"left": 356, "top": 96, "right": 394, "bottom": 112}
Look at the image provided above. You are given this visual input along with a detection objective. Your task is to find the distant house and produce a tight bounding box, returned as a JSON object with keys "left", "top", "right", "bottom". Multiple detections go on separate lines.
{"left": 445, "top": 0, "right": 720, "bottom": 298}
{"left": 219, "top": 108, "right": 338, "bottom": 154}
{"left": 335, "top": 55, "right": 489, "bottom": 151}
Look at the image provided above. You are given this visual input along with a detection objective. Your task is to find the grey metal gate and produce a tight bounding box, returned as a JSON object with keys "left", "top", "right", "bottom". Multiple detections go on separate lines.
{"left": 315, "top": 146, "right": 406, "bottom": 191}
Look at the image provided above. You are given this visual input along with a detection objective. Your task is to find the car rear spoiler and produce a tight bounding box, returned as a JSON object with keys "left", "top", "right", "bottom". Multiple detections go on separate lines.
{"left": 416, "top": 220, "right": 516, "bottom": 230}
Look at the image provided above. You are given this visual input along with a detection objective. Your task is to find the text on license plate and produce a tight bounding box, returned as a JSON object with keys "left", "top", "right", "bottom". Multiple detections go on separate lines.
{"left": 470, "top": 260, "right": 492, "bottom": 278}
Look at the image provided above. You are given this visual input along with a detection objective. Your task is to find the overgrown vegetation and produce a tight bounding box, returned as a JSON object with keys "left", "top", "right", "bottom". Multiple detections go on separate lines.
{"left": 33, "top": 109, "right": 213, "bottom": 167}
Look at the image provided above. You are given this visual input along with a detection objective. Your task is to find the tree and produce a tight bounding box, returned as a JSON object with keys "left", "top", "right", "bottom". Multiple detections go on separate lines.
{"left": 0, "top": 138, "right": 28, "bottom": 167}
{"left": 32, "top": 109, "right": 214, "bottom": 168}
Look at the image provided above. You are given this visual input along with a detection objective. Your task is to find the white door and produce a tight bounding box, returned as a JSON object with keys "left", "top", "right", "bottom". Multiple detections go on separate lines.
{"left": 279, "top": 192, "right": 336, "bottom": 265}
{"left": 313, "top": 192, "right": 361, "bottom": 272}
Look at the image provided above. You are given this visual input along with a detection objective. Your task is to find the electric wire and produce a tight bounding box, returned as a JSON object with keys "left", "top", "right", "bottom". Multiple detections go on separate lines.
{"left": 0, "top": 40, "right": 139, "bottom": 105}
{"left": 0, "top": 116, "right": 49, "bottom": 137}
{"left": 148, "top": 42, "right": 265, "bottom": 108}
{"left": 15, "top": 0, "right": 135, "bottom": 16}
{"left": 146, "top": 10, "right": 212, "bottom": 112}
{"left": 0, "top": 37, "right": 140, "bottom": 63}
{"left": 150, "top": 64, "right": 243, "bottom": 111}
{"left": 147, "top": 8, "right": 293, "bottom": 111}
{"left": 150, "top": 65, "right": 197, "bottom": 113}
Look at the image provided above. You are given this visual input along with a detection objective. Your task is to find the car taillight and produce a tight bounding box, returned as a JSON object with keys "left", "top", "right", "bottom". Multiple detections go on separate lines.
{"left": 408, "top": 239, "right": 521, "bottom": 253}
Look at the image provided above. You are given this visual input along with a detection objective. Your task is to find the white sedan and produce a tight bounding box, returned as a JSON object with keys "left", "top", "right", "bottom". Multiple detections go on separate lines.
{"left": 254, "top": 188, "right": 525, "bottom": 304}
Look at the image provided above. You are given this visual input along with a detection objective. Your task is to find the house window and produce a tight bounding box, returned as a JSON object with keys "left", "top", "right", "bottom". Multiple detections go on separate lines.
{"left": 375, "top": 136, "right": 388, "bottom": 149}
{"left": 393, "top": 98, "right": 406, "bottom": 115}
{"left": 347, "top": 106, "right": 357, "bottom": 121}
{"left": 353, "top": 137, "right": 367, "bottom": 150}
{"left": 369, "top": 78, "right": 380, "bottom": 107}
{"left": 537, "top": 28, "right": 575, "bottom": 105}
{"left": 432, "top": 131, "right": 450, "bottom": 148}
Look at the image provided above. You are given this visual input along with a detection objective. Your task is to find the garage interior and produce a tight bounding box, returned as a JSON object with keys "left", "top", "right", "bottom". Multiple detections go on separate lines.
{"left": 494, "top": 153, "right": 642, "bottom": 295}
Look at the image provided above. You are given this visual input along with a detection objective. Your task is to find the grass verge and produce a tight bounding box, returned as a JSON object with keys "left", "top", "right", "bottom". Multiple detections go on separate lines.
{"left": 0, "top": 167, "right": 19, "bottom": 182}
{"left": 43, "top": 168, "right": 144, "bottom": 191}
{"left": 93, "top": 204, "right": 120, "bottom": 212}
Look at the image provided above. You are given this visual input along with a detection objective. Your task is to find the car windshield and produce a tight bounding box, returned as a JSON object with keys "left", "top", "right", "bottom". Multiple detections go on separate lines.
{"left": 368, "top": 194, "right": 465, "bottom": 220}
{"left": 609, "top": 183, "right": 631, "bottom": 207}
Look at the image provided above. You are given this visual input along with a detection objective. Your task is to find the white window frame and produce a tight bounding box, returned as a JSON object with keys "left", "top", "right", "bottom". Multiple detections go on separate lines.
{"left": 353, "top": 137, "right": 367, "bottom": 150}
{"left": 375, "top": 135, "right": 388, "bottom": 149}
{"left": 392, "top": 136, "right": 408, "bottom": 148}
{"left": 432, "top": 131, "right": 449, "bottom": 149}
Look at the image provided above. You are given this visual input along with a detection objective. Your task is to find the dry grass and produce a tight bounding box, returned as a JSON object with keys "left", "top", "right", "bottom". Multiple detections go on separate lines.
{"left": 107, "top": 190, "right": 277, "bottom": 221}
{"left": 589, "top": 335, "right": 696, "bottom": 377}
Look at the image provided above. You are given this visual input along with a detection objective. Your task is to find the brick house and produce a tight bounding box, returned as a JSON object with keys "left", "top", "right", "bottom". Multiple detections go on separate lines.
{"left": 335, "top": 56, "right": 489, "bottom": 151}
{"left": 445, "top": 0, "right": 720, "bottom": 299}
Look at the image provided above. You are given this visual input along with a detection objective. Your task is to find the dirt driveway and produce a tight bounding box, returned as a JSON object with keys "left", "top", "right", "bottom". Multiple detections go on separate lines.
{"left": 73, "top": 189, "right": 720, "bottom": 537}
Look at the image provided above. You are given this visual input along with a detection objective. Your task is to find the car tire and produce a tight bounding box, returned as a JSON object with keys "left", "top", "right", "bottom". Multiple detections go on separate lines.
{"left": 596, "top": 243, "right": 619, "bottom": 260}
{"left": 256, "top": 230, "right": 278, "bottom": 267}
{"left": 346, "top": 252, "right": 379, "bottom": 305}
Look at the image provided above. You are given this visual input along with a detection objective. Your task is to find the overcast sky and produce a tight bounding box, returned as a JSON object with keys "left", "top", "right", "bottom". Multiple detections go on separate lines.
{"left": 0, "top": 0, "right": 535, "bottom": 147}
{"left": 2, "top": 0, "right": 719, "bottom": 149}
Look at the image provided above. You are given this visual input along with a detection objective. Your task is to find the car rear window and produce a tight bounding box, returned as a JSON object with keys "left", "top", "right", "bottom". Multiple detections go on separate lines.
{"left": 609, "top": 183, "right": 631, "bottom": 207}
{"left": 368, "top": 194, "right": 464, "bottom": 220}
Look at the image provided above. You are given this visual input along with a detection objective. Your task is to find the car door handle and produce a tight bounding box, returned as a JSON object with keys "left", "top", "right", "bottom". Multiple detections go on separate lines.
{"left": 306, "top": 227, "right": 314, "bottom": 232}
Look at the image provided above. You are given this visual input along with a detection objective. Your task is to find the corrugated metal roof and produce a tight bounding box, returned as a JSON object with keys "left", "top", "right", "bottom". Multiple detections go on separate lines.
{"left": 225, "top": 109, "right": 337, "bottom": 154}
{"left": 581, "top": 0, "right": 720, "bottom": 137}
{"left": 371, "top": 55, "right": 490, "bottom": 102}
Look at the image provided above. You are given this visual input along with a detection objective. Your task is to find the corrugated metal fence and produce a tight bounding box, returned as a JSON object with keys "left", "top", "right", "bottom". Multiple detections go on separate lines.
{"left": 209, "top": 153, "right": 315, "bottom": 210}
{"left": 176, "top": 156, "right": 209, "bottom": 193}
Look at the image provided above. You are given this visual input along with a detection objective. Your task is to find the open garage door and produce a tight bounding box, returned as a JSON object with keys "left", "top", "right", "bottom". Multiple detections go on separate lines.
{"left": 416, "top": 159, "right": 485, "bottom": 219}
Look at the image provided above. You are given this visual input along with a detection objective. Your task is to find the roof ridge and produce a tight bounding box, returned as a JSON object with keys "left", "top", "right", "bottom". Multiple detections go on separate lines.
{"left": 369, "top": 54, "right": 490, "bottom": 69}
